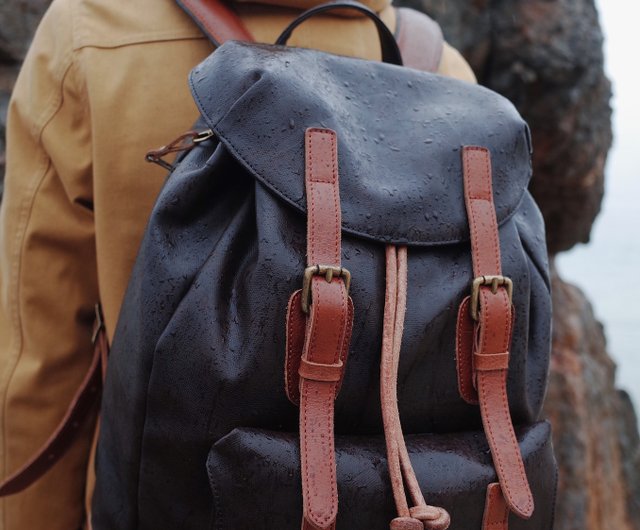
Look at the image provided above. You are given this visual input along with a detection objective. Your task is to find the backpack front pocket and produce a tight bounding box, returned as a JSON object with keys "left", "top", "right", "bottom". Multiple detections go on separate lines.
{"left": 207, "top": 421, "right": 556, "bottom": 530}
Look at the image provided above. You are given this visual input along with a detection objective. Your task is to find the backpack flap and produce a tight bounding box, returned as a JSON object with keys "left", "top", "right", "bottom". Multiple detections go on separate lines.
{"left": 189, "top": 40, "right": 533, "bottom": 248}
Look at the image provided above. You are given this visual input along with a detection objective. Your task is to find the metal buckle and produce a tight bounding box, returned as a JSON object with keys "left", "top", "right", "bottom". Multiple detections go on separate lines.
{"left": 301, "top": 265, "right": 351, "bottom": 314}
{"left": 91, "top": 303, "right": 105, "bottom": 345}
{"left": 470, "top": 275, "right": 513, "bottom": 321}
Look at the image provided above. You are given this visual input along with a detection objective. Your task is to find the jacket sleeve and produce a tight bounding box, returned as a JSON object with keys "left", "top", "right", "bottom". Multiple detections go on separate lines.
{"left": 0, "top": 0, "right": 99, "bottom": 528}
{"left": 438, "top": 41, "right": 477, "bottom": 84}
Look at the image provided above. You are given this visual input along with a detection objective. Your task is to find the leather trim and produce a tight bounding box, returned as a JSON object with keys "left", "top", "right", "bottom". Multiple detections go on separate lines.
{"left": 0, "top": 321, "right": 108, "bottom": 496}
{"left": 455, "top": 296, "right": 477, "bottom": 404}
{"left": 285, "top": 290, "right": 353, "bottom": 405}
{"left": 482, "top": 483, "right": 509, "bottom": 530}
{"left": 474, "top": 351, "right": 510, "bottom": 372}
{"left": 459, "top": 146, "right": 534, "bottom": 519}
{"left": 294, "top": 128, "right": 353, "bottom": 530}
{"left": 176, "top": 0, "right": 253, "bottom": 46}
{"left": 395, "top": 7, "right": 443, "bottom": 73}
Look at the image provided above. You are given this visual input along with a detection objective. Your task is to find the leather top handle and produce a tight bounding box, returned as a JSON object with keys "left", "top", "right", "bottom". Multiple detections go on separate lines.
{"left": 275, "top": 1, "right": 403, "bottom": 66}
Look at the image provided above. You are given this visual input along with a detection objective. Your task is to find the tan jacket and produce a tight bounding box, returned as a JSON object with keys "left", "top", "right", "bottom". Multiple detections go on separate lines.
{"left": 0, "top": 0, "right": 475, "bottom": 527}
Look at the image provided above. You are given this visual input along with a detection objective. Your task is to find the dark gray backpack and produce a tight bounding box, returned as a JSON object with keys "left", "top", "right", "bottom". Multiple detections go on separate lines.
{"left": 91, "top": 3, "right": 557, "bottom": 529}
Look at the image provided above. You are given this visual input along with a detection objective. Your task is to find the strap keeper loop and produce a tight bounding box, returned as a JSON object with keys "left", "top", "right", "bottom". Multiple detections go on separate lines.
{"left": 298, "top": 358, "right": 344, "bottom": 382}
{"left": 473, "top": 351, "right": 510, "bottom": 372}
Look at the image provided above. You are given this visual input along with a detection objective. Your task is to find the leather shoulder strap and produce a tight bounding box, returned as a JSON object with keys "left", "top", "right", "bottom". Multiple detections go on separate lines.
{"left": 0, "top": 306, "right": 108, "bottom": 496}
{"left": 176, "top": 0, "right": 253, "bottom": 45}
{"left": 175, "top": 0, "right": 444, "bottom": 73}
{"left": 395, "top": 7, "right": 443, "bottom": 73}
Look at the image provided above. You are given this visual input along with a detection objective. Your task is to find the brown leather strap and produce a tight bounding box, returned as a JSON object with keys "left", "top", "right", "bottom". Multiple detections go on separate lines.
{"left": 286, "top": 128, "right": 352, "bottom": 530}
{"left": 395, "top": 7, "right": 443, "bottom": 73}
{"left": 176, "top": 0, "right": 253, "bottom": 45}
{"left": 458, "top": 147, "right": 534, "bottom": 519}
{"left": 482, "top": 483, "right": 510, "bottom": 530}
{"left": 0, "top": 305, "right": 108, "bottom": 496}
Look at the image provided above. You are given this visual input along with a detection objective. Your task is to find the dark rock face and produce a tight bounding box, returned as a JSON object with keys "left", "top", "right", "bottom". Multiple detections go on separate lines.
{"left": 0, "top": 0, "right": 51, "bottom": 62}
{"left": 0, "top": 1, "right": 636, "bottom": 529}
{"left": 0, "top": 0, "right": 52, "bottom": 200}
{"left": 544, "top": 264, "right": 640, "bottom": 530}
{"left": 408, "top": 0, "right": 613, "bottom": 255}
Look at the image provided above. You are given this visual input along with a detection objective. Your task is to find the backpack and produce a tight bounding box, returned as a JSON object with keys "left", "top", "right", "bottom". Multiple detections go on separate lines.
{"left": 0, "top": 2, "right": 557, "bottom": 529}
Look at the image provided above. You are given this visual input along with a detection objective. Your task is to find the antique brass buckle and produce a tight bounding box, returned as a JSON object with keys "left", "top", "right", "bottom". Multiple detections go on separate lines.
{"left": 470, "top": 275, "right": 513, "bottom": 321}
{"left": 301, "top": 265, "right": 351, "bottom": 314}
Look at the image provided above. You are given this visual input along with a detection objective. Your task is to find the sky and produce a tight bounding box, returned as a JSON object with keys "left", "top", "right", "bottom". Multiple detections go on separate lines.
{"left": 557, "top": 1, "right": 640, "bottom": 411}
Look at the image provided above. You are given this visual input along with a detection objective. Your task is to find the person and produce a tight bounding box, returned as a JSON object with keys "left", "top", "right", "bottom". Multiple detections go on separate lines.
{"left": 0, "top": 0, "right": 475, "bottom": 528}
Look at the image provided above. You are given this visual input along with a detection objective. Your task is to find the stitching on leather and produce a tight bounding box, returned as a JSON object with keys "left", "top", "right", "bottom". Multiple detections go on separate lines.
{"left": 464, "top": 147, "right": 501, "bottom": 275}
{"left": 330, "top": 133, "right": 340, "bottom": 265}
{"left": 500, "top": 494, "right": 509, "bottom": 528}
{"left": 455, "top": 301, "right": 469, "bottom": 399}
{"left": 464, "top": 145, "right": 532, "bottom": 516}
{"left": 285, "top": 291, "right": 300, "bottom": 402}
{"left": 479, "top": 292, "right": 529, "bottom": 511}
{"left": 456, "top": 298, "right": 477, "bottom": 403}
{"left": 307, "top": 132, "right": 316, "bottom": 264}
{"left": 302, "top": 129, "right": 342, "bottom": 525}
{"left": 306, "top": 285, "right": 338, "bottom": 524}
{"left": 479, "top": 315, "right": 532, "bottom": 514}
{"left": 484, "top": 485, "right": 508, "bottom": 528}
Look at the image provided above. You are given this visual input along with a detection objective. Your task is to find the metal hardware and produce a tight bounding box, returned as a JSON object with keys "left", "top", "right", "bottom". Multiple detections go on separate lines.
{"left": 192, "top": 129, "right": 214, "bottom": 143}
{"left": 470, "top": 275, "right": 513, "bottom": 321}
{"left": 145, "top": 129, "right": 214, "bottom": 171}
{"left": 91, "top": 303, "right": 105, "bottom": 345}
{"left": 301, "top": 265, "right": 352, "bottom": 314}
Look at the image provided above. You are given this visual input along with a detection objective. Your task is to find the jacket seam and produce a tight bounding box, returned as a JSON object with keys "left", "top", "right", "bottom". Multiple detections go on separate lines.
{"left": 0, "top": 52, "right": 76, "bottom": 526}
{"left": 72, "top": 33, "right": 207, "bottom": 52}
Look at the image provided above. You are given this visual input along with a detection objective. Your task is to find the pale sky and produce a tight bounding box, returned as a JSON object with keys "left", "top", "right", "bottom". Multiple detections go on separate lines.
{"left": 558, "top": 1, "right": 640, "bottom": 409}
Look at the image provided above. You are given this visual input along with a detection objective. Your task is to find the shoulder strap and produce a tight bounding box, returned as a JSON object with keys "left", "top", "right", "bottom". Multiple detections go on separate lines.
{"left": 176, "top": 0, "right": 253, "bottom": 45}
{"left": 394, "top": 7, "right": 443, "bottom": 73}
{"left": 175, "top": 0, "right": 444, "bottom": 73}
{"left": 0, "top": 305, "right": 108, "bottom": 496}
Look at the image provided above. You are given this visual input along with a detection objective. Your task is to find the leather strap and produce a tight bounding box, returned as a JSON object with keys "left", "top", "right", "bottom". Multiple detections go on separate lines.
{"left": 458, "top": 147, "right": 534, "bottom": 519}
{"left": 175, "top": 0, "right": 253, "bottom": 46}
{"left": 175, "top": 0, "right": 443, "bottom": 73}
{"left": 285, "top": 128, "right": 352, "bottom": 530}
{"left": 285, "top": 289, "right": 353, "bottom": 406}
{"left": 0, "top": 305, "right": 108, "bottom": 496}
{"left": 395, "top": 7, "right": 443, "bottom": 72}
{"left": 482, "top": 483, "right": 510, "bottom": 530}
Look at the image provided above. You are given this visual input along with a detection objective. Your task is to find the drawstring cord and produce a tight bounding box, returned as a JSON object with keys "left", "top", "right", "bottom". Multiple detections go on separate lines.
{"left": 380, "top": 245, "right": 450, "bottom": 530}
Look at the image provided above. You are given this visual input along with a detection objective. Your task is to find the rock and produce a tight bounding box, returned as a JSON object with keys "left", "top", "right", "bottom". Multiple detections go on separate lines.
{"left": 0, "top": 0, "right": 51, "bottom": 62}
{"left": 404, "top": 0, "right": 613, "bottom": 254}
{"left": 544, "top": 263, "right": 640, "bottom": 530}
{"left": 0, "top": 0, "right": 52, "bottom": 199}
{"left": 0, "top": 65, "right": 20, "bottom": 202}
{"left": 618, "top": 390, "right": 640, "bottom": 526}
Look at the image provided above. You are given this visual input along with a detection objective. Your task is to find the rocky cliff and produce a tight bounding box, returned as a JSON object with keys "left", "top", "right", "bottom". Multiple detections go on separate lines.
{"left": 1, "top": 0, "right": 638, "bottom": 528}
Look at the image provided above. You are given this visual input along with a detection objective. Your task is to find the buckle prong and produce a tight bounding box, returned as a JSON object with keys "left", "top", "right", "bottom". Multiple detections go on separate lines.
{"left": 301, "top": 265, "right": 351, "bottom": 314}
{"left": 470, "top": 275, "right": 513, "bottom": 321}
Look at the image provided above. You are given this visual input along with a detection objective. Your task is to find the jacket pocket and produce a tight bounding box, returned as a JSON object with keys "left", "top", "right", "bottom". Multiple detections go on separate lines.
{"left": 207, "top": 421, "right": 556, "bottom": 530}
